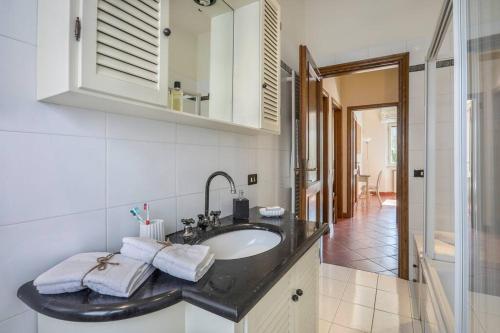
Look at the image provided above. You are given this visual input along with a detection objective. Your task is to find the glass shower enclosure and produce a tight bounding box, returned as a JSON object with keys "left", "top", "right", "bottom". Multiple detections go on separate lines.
{"left": 420, "top": 0, "right": 500, "bottom": 332}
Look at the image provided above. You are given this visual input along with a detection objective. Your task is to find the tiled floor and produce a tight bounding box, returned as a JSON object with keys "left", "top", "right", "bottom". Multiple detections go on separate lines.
{"left": 319, "top": 263, "right": 421, "bottom": 333}
{"left": 323, "top": 193, "right": 399, "bottom": 276}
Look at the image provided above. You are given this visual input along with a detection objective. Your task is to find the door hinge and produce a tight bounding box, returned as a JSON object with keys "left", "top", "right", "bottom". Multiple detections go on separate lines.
{"left": 75, "top": 17, "right": 81, "bottom": 41}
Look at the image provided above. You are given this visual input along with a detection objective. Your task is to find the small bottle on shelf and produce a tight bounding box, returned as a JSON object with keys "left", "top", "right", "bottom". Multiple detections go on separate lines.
{"left": 170, "top": 81, "right": 183, "bottom": 112}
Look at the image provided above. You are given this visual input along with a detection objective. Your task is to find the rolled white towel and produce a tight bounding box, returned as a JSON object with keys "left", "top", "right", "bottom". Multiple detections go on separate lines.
{"left": 120, "top": 237, "right": 214, "bottom": 282}
{"left": 34, "top": 253, "right": 154, "bottom": 297}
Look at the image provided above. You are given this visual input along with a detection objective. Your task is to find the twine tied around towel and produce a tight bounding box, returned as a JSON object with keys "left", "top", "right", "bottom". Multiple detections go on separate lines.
{"left": 151, "top": 238, "right": 173, "bottom": 263}
{"left": 80, "top": 253, "right": 120, "bottom": 287}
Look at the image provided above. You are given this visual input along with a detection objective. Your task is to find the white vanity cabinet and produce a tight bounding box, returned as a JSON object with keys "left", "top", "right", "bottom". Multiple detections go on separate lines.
{"left": 38, "top": 0, "right": 169, "bottom": 107}
{"left": 186, "top": 240, "right": 320, "bottom": 333}
{"left": 244, "top": 241, "right": 320, "bottom": 333}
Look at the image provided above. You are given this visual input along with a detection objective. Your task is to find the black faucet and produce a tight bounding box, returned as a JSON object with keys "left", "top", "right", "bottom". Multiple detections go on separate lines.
{"left": 205, "top": 171, "right": 236, "bottom": 218}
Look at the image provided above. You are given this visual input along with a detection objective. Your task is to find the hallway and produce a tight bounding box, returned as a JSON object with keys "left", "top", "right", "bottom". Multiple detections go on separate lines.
{"left": 323, "top": 193, "right": 398, "bottom": 276}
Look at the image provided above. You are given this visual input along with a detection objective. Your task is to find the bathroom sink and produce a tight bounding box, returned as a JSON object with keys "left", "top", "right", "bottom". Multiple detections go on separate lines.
{"left": 201, "top": 228, "right": 282, "bottom": 260}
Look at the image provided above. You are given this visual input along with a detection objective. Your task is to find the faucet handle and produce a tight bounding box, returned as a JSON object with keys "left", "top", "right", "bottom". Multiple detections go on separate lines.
{"left": 181, "top": 218, "right": 195, "bottom": 226}
{"left": 210, "top": 210, "right": 221, "bottom": 217}
{"left": 209, "top": 210, "right": 222, "bottom": 227}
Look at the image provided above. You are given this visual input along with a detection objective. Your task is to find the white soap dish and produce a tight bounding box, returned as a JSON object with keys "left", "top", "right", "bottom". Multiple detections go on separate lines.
{"left": 259, "top": 207, "right": 285, "bottom": 217}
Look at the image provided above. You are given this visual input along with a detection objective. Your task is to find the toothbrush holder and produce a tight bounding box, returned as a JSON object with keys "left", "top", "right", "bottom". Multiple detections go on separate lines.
{"left": 139, "top": 219, "right": 165, "bottom": 242}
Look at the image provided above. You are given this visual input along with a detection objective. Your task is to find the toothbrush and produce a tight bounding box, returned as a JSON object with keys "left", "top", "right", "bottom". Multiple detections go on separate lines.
{"left": 129, "top": 209, "right": 144, "bottom": 223}
{"left": 144, "top": 203, "right": 150, "bottom": 225}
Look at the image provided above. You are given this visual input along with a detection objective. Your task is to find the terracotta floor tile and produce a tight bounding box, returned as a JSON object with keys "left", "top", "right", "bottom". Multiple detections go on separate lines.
{"left": 323, "top": 193, "right": 399, "bottom": 277}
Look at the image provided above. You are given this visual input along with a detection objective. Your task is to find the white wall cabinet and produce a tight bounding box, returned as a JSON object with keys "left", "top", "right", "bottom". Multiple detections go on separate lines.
{"left": 37, "top": 0, "right": 281, "bottom": 135}
{"left": 232, "top": 0, "right": 281, "bottom": 134}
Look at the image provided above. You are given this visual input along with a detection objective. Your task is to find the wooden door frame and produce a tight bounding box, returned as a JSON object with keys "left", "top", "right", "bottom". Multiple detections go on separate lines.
{"left": 332, "top": 98, "right": 343, "bottom": 222}
{"left": 319, "top": 53, "right": 410, "bottom": 279}
{"left": 322, "top": 90, "right": 330, "bottom": 225}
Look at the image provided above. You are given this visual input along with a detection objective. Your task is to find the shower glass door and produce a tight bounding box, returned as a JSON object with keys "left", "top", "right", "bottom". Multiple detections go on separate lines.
{"left": 457, "top": 0, "right": 500, "bottom": 331}
{"left": 422, "top": 7, "right": 456, "bottom": 331}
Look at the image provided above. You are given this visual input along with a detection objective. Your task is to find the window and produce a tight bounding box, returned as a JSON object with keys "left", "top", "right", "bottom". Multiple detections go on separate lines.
{"left": 388, "top": 123, "right": 397, "bottom": 165}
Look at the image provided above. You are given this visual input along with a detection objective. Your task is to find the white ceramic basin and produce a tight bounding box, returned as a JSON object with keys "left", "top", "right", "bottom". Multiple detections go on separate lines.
{"left": 201, "top": 229, "right": 281, "bottom": 260}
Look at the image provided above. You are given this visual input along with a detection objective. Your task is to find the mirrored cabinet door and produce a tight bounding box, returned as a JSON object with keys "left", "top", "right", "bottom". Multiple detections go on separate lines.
{"left": 168, "top": 0, "right": 234, "bottom": 121}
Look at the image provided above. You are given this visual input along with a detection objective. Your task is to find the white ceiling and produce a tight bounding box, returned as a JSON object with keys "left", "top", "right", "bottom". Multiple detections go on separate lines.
{"left": 170, "top": 0, "right": 233, "bottom": 36}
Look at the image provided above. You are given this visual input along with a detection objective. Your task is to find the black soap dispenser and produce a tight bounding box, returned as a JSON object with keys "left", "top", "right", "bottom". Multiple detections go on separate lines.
{"left": 233, "top": 190, "right": 249, "bottom": 221}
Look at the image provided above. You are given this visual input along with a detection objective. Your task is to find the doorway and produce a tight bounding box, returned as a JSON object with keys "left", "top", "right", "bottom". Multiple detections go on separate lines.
{"left": 320, "top": 54, "right": 409, "bottom": 279}
{"left": 299, "top": 46, "right": 409, "bottom": 279}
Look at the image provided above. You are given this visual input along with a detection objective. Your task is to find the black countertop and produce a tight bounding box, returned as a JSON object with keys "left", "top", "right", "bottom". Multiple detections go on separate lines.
{"left": 17, "top": 208, "right": 327, "bottom": 322}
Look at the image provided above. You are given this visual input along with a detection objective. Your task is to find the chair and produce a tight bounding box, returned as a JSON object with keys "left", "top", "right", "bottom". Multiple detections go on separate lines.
{"left": 367, "top": 170, "right": 383, "bottom": 207}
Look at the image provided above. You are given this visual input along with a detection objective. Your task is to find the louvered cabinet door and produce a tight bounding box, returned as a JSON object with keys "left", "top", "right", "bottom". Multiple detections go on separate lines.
{"left": 260, "top": 0, "right": 281, "bottom": 133}
{"left": 245, "top": 270, "right": 291, "bottom": 333}
{"left": 79, "top": 0, "right": 168, "bottom": 106}
{"left": 291, "top": 242, "right": 320, "bottom": 333}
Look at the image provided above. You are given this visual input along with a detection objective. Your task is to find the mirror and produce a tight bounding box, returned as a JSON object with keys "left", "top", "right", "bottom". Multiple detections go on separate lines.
{"left": 168, "top": 0, "right": 234, "bottom": 122}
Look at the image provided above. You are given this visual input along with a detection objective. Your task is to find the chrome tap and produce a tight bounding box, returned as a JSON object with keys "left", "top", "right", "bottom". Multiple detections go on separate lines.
{"left": 204, "top": 171, "right": 236, "bottom": 219}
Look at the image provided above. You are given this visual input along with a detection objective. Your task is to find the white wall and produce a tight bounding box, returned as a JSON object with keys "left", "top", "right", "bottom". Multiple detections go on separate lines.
{"left": 0, "top": 1, "right": 291, "bottom": 332}
{"left": 356, "top": 109, "right": 396, "bottom": 193}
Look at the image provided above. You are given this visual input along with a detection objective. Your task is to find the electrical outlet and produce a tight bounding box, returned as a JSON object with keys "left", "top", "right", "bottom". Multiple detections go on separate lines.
{"left": 414, "top": 169, "right": 424, "bottom": 178}
{"left": 248, "top": 174, "right": 258, "bottom": 185}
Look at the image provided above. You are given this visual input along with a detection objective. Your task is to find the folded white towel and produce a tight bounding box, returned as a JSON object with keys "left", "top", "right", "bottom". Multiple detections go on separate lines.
{"left": 120, "top": 237, "right": 214, "bottom": 282}
{"left": 34, "top": 252, "right": 154, "bottom": 297}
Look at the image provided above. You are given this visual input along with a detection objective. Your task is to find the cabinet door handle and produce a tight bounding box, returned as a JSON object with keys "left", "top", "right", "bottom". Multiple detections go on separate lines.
{"left": 291, "top": 294, "right": 299, "bottom": 302}
{"left": 296, "top": 289, "right": 303, "bottom": 296}
{"left": 74, "top": 17, "right": 81, "bottom": 41}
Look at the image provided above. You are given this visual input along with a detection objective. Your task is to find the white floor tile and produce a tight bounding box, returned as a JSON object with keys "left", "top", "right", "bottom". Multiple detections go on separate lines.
{"left": 424, "top": 321, "right": 440, "bottom": 333}
{"left": 320, "top": 277, "right": 348, "bottom": 298}
{"left": 377, "top": 275, "right": 410, "bottom": 295}
{"left": 320, "top": 295, "right": 341, "bottom": 322}
{"left": 410, "top": 297, "right": 420, "bottom": 319}
{"left": 342, "top": 284, "right": 376, "bottom": 307}
{"left": 329, "top": 323, "right": 364, "bottom": 333}
{"left": 321, "top": 264, "right": 353, "bottom": 281}
{"left": 412, "top": 319, "right": 423, "bottom": 333}
{"left": 333, "top": 301, "right": 374, "bottom": 332}
{"left": 372, "top": 310, "right": 413, "bottom": 333}
{"left": 375, "top": 290, "right": 412, "bottom": 317}
{"left": 319, "top": 319, "right": 332, "bottom": 333}
{"left": 349, "top": 269, "right": 378, "bottom": 289}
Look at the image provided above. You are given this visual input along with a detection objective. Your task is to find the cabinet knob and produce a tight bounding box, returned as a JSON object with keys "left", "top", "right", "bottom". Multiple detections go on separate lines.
{"left": 296, "top": 289, "right": 303, "bottom": 296}
{"left": 163, "top": 28, "right": 172, "bottom": 37}
{"left": 291, "top": 294, "right": 299, "bottom": 302}
{"left": 262, "top": 83, "right": 268, "bottom": 89}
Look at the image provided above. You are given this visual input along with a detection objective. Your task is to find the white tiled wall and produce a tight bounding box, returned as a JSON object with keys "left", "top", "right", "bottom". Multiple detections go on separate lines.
{"left": 0, "top": 1, "right": 291, "bottom": 331}
{"left": 408, "top": 69, "right": 426, "bottom": 281}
